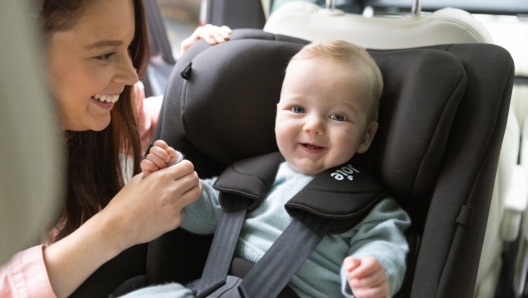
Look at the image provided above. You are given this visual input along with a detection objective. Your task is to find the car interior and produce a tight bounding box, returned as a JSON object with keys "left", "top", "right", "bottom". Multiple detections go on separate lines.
{"left": 1, "top": 0, "right": 527, "bottom": 297}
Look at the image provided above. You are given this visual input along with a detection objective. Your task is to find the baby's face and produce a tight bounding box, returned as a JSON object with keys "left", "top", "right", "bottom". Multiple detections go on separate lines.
{"left": 275, "top": 57, "right": 377, "bottom": 175}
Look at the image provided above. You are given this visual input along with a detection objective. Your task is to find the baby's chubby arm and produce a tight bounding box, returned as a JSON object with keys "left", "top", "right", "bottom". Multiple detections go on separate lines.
{"left": 344, "top": 256, "right": 389, "bottom": 298}
{"left": 140, "top": 140, "right": 182, "bottom": 177}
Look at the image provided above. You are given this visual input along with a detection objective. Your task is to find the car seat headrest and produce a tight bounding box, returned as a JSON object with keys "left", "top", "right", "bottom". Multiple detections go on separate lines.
{"left": 176, "top": 39, "right": 467, "bottom": 209}
{"left": 359, "top": 48, "right": 467, "bottom": 204}
{"left": 180, "top": 40, "right": 301, "bottom": 164}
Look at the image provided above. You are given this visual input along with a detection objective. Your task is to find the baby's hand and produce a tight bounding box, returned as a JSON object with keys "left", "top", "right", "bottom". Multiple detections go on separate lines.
{"left": 344, "top": 256, "right": 390, "bottom": 298}
{"left": 140, "top": 140, "right": 181, "bottom": 177}
{"left": 181, "top": 24, "right": 232, "bottom": 54}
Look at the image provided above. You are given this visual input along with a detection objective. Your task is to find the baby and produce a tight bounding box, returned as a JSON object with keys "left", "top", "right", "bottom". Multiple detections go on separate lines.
{"left": 134, "top": 40, "right": 410, "bottom": 298}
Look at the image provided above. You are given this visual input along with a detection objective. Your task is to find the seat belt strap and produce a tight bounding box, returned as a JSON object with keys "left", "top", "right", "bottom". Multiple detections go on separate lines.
{"left": 195, "top": 196, "right": 250, "bottom": 298}
{"left": 239, "top": 210, "right": 335, "bottom": 298}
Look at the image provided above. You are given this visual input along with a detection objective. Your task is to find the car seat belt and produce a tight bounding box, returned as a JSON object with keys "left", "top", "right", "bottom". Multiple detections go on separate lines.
{"left": 193, "top": 194, "right": 335, "bottom": 298}
{"left": 238, "top": 210, "right": 335, "bottom": 297}
{"left": 194, "top": 195, "right": 250, "bottom": 297}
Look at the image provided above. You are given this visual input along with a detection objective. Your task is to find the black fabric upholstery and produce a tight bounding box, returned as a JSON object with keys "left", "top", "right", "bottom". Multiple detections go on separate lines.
{"left": 142, "top": 29, "right": 514, "bottom": 298}
{"left": 153, "top": 29, "right": 309, "bottom": 179}
{"left": 214, "top": 152, "right": 388, "bottom": 234}
{"left": 411, "top": 44, "right": 514, "bottom": 298}
{"left": 215, "top": 152, "right": 284, "bottom": 211}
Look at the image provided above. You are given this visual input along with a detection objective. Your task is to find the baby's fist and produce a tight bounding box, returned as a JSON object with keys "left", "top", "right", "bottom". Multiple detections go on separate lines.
{"left": 344, "top": 256, "right": 389, "bottom": 298}
{"left": 141, "top": 140, "right": 180, "bottom": 177}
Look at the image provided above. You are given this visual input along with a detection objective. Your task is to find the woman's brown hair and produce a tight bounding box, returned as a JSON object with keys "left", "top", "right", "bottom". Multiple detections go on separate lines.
{"left": 39, "top": 0, "right": 149, "bottom": 241}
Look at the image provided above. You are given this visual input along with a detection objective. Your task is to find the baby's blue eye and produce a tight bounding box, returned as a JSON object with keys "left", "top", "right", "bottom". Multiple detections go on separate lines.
{"left": 292, "top": 106, "right": 305, "bottom": 113}
{"left": 331, "top": 114, "right": 345, "bottom": 121}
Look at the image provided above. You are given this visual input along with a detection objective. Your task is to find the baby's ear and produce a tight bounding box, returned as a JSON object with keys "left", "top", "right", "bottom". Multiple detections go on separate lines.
{"left": 356, "top": 121, "right": 378, "bottom": 154}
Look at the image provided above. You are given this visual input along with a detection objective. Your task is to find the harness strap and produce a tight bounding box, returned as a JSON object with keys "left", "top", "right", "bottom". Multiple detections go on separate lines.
{"left": 239, "top": 210, "right": 335, "bottom": 298}
{"left": 195, "top": 195, "right": 250, "bottom": 298}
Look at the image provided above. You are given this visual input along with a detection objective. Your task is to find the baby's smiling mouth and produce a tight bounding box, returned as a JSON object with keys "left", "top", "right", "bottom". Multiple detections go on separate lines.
{"left": 300, "top": 143, "right": 325, "bottom": 150}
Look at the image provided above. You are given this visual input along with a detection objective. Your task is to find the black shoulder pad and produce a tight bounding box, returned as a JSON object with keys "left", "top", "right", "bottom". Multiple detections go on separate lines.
{"left": 214, "top": 152, "right": 283, "bottom": 211}
{"left": 285, "top": 162, "right": 388, "bottom": 234}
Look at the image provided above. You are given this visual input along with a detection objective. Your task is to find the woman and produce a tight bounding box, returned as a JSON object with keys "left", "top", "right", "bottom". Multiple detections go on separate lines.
{"left": 0, "top": 1, "right": 229, "bottom": 297}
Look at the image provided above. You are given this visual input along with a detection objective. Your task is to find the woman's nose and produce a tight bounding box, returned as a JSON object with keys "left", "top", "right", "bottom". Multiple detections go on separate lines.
{"left": 114, "top": 52, "right": 139, "bottom": 85}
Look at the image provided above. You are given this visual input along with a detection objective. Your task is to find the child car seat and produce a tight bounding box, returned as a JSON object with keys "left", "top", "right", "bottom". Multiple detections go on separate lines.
{"left": 70, "top": 29, "right": 514, "bottom": 297}
{"left": 143, "top": 29, "right": 514, "bottom": 298}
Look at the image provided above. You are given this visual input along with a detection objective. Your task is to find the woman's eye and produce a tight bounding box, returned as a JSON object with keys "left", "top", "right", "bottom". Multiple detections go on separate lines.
{"left": 330, "top": 114, "right": 345, "bottom": 121}
{"left": 291, "top": 106, "right": 305, "bottom": 113}
{"left": 97, "top": 52, "right": 116, "bottom": 61}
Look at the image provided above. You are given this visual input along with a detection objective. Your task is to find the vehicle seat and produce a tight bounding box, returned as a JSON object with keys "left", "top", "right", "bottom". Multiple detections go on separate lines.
{"left": 263, "top": 2, "right": 492, "bottom": 49}
{"left": 144, "top": 29, "right": 514, "bottom": 298}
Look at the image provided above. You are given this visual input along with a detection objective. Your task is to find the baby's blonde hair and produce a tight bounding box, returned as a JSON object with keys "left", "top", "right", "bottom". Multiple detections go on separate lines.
{"left": 288, "top": 40, "right": 383, "bottom": 122}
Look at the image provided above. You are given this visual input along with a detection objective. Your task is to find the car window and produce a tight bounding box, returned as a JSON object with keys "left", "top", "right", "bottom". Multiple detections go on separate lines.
{"left": 157, "top": 0, "right": 203, "bottom": 59}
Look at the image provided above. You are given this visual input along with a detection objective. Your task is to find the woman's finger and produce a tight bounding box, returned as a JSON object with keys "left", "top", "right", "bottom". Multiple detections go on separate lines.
{"left": 221, "top": 25, "right": 232, "bottom": 34}
{"left": 176, "top": 177, "right": 202, "bottom": 206}
{"left": 180, "top": 27, "right": 201, "bottom": 53}
{"left": 164, "top": 160, "right": 195, "bottom": 180}
{"left": 172, "top": 171, "right": 200, "bottom": 195}
{"left": 220, "top": 26, "right": 232, "bottom": 39}
{"left": 212, "top": 28, "right": 226, "bottom": 43}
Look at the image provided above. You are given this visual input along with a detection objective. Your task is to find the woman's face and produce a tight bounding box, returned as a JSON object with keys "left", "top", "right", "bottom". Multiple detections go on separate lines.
{"left": 47, "top": 0, "right": 139, "bottom": 131}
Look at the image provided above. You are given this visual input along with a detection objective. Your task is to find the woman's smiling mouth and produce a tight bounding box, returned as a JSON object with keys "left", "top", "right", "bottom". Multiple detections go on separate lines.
{"left": 91, "top": 94, "right": 119, "bottom": 110}
{"left": 93, "top": 93, "right": 119, "bottom": 103}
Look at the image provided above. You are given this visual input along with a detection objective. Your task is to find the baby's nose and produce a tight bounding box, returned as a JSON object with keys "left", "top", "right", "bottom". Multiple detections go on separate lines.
{"left": 303, "top": 117, "right": 324, "bottom": 135}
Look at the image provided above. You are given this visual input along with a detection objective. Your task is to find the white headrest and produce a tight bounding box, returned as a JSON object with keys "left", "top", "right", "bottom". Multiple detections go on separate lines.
{"left": 264, "top": 2, "right": 493, "bottom": 49}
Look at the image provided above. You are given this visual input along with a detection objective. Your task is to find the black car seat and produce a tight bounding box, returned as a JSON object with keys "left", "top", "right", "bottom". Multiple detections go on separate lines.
{"left": 141, "top": 29, "right": 514, "bottom": 298}
{"left": 69, "top": 28, "right": 514, "bottom": 297}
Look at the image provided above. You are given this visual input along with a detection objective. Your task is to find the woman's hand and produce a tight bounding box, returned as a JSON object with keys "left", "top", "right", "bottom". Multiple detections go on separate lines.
{"left": 44, "top": 161, "right": 201, "bottom": 298}
{"left": 181, "top": 24, "right": 232, "bottom": 54}
{"left": 102, "top": 160, "right": 202, "bottom": 251}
